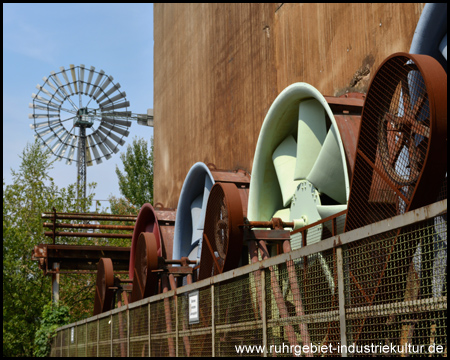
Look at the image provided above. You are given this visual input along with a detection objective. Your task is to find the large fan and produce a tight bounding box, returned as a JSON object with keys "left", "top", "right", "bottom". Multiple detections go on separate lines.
{"left": 172, "top": 163, "right": 250, "bottom": 265}
{"left": 248, "top": 83, "right": 352, "bottom": 245}
{"left": 343, "top": 52, "right": 447, "bottom": 346}
{"left": 29, "top": 64, "right": 131, "bottom": 199}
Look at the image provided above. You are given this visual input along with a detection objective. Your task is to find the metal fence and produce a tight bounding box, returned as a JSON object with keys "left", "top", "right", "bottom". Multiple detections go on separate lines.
{"left": 51, "top": 200, "right": 447, "bottom": 357}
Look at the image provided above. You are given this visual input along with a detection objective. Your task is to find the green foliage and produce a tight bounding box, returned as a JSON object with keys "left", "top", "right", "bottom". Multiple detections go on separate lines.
{"left": 115, "top": 136, "right": 154, "bottom": 208}
{"left": 33, "top": 303, "right": 70, "bottom": 357}
{"left": 3, "top": 140, "right": 95, "bottom": 357}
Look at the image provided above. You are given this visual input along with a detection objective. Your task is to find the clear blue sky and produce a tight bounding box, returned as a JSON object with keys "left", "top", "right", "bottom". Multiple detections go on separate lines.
{"left": 3, "top": 3, "right": 154, "bottom": 210}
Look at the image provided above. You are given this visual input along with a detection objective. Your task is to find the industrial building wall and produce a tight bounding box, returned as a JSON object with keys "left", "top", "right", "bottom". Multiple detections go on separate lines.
{"left": 153, "top": 3, "right": 424, "bottom": 208}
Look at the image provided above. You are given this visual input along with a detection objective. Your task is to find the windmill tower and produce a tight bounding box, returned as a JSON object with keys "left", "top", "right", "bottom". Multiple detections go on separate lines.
{"left": 29, "top": 64, "right": 142, "bottom": 202}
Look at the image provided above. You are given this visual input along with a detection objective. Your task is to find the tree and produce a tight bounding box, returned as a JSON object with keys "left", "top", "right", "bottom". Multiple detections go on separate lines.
{"left": 115, "top": 136, "right": 154, "bottom": 208}
{"left": 3, "top": 140, "right": 95, "bottom": 357}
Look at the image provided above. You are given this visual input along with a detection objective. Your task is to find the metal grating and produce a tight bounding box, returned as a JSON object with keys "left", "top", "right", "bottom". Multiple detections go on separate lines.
{"left": 51, "top": 200, "right": 446, "bottom": 357}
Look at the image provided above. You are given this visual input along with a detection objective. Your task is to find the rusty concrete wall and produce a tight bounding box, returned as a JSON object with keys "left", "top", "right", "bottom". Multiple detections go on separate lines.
{"left": 153, "top": 3, "right": 424, "bottom": 208}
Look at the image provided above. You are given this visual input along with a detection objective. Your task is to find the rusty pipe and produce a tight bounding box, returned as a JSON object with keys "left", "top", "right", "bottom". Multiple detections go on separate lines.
{"left": 44, "top": 231, "right": 132, "bottom": 238}
{"left": 43, "top": 222, "right": 134, "bottom": 231}
{"left": 42, "top": 214, "right": 137, "bottom": 222}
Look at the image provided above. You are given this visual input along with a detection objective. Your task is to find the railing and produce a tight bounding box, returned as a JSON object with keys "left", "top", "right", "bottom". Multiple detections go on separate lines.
{"left": 51, "top": 200, "right": 447, "bottom": 357}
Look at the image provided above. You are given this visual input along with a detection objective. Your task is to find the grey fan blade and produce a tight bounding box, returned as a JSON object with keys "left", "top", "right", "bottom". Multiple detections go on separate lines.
{"left": 29, "top": 103, "right": 60, "bottom": 113}
{"left": 84, "top": 66, "right": 96, "bottom": 95}
{"left": 100, "top": 100, "right": 130, "bottom": 112}
{"left": 79, "top": 64, "right": 85, "bottom": 94}
{"left": 91, "top": 132, "right": 112, "bottom": 159}
{"left": 36, "top": 85, "right": 62, "bottom": 104}
{"left": 98, "top": 91, "right": 127, "bottom": 107}
{"left": 32, "top": 93, "right": 61, "bottom": 109}
{"left": 95, "top": 83, "right": 121, "bottom": 103}
{"left": 42, "top": 76, "right": 66, "bottom": 101}
{"left": 29, "top": 113, "right": 59, "bottom": 119}
{"left": 93, "top": 75, "right": 114, "bottom": 99}
{"left": 30, "top": 119, "right": 61, "bottom": 130}
{"left": 97, "top": 125, "right": 125, "bottom": 146}
{"left": 87, "top": 135, "right": 103, "bottom": 164}
{"left": 56, "top": 132, "right": 72, "bottom": 159}
{"left": 60, "top": 66, "right": 74, "bottom": 95}
{"left": 101, "top": 116, "right": 131, "bottom": 127}
{"left": 101, "top": 121, "right": 130, "bottom": 137}
{"left": 50, "top": 71, "right": 70, "bottom": 98}
{"left": 66, "top": 135, "right": 78, "bottom": 165}
{"left": 69, "top": 64, "right": 79, "bottom": 94}
{"left": 96, "top": 130, "right": 120, "bottom": 154}
{"left": 89, "top": 69, "right": 105, "bottom": 98}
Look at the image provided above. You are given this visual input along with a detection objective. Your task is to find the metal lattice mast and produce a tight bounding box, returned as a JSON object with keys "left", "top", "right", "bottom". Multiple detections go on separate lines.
{"left": 77, "top": 126, "right": 87, "bottom": 203}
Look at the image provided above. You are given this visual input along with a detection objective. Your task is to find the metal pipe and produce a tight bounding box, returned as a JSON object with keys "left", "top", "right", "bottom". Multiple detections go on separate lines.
{"left": 44, "top": 231, "right": 132, "bottom": 238}
{"left": 43, "top": 222, "right": 134, "bottom": 231}
{"left": 42, "top": 214, "right": 137, "bottom": 222}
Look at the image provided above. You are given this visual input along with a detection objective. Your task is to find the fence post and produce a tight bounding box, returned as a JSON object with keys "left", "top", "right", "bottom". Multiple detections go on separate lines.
{"left": 97, "top": 319, "right": 99, "bottom": 357}
{"left": 336, "top": 247, "right": 348, "bottom": 357}
{"left": 85, "top": 322, "right": 88, "bottom": 357}
{"left": 211, "top": 284, "right": 215, "bottom": 357}
{"left": 110, "top": 314, "right": 113, "bottom": 356}
{"left": 261, "top": 270, "right": 267, "bottom": 357}
{"left": 175, "top": 294, "right": 179, "bottom": 357}
{"left": 127, "top": 309, "right": 130, "bottom": 357}
{"left": 148, "top": 302, "right": 151, "bottom": 356}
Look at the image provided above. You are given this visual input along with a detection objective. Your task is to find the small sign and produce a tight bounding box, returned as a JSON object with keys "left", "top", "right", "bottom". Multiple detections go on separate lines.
{"left": 188, "top": 290, "right": 199, "bottom": 324}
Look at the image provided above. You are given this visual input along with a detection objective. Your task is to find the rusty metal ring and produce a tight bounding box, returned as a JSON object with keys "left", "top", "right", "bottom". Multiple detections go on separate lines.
{"left": 93, "top": 258, "right": 114, "bottom": 315}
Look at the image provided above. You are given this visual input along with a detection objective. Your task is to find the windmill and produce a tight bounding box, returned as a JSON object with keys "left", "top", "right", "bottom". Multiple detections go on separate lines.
{"left": 29, "top": 64, "right": 152, "bottom": 202}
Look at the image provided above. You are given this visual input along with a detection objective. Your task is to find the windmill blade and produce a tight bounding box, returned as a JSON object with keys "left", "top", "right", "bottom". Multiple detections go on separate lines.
{"left": 97, "top": 125, "right": 125, "bottom": 146}
{"left": 86, "top": 143, "right": 93, "bottom": 166}
{"left": 84, "top": 66, "right": 96, "bottom": 95}
{"left": 65, "top": 135, "right": 78, "bottom": 165}
{"left": 30, "top": 119, "right": 61, "bottom": 130}
{"left": 50, "top": 71, "right": 70, "bottom": 98}
{"left": 96, "top": 83, "right": 121, "bottom": 103}
{"left": 93, "top": 75, "right": 114, "bottom": 99}
{"left": 100, "top": 100, "right": 130, "bottom": 112}
{"left": 79, "top": 64, "right": 85, "bottom": 94}
{"left": 32, "top": 93, "right": 61, "bottom": 109}
{"left": 91, "top": 131, "right": 112, "bottom": 159}
{"left": 60, "top": 66, "right": 74, "bottom": 95}
{"left": 42, "top": 77, "right": 66, "bottom": 101}
{"left": 272, "top": 135, "right": 301, "bottom": 207}
{"left": 101, "top": 121, "right": 130, "bottom": 137}
{"left": 56, "top": 132, "right": 72, "bottom": 159}
{"left": 29, "top": 103, "right": 60, "bottom": 113}
{"left": 46, "top": 127, "right": 66, "bottom": 153}
{"left": 41, "top": 125, "right": 64, "bottom": 145}
{"left": 29, "top": 113, "right": 59, "bottom": 119}
{"left": 87, "top": 135, "right": 103, "bottom": 164}
{"left": 89, "top": 69, "right": 105, "bottom": 98}
{"left": 306, "top": 125, "right": 347, "bottom": 204}
{"left": 294, "top": 99, "right": 328, "bottom": 180}
{"left": 70, "top": 64, "right": 78, "bottom": 94}
{"left": 36, "top": 85, "right": 62, "bottom": 104}
{"left": 101, "top": 116, "right": 132, "bottom": 127}
{"left": 98, "top": 91, "right": 127, "bottom": 108}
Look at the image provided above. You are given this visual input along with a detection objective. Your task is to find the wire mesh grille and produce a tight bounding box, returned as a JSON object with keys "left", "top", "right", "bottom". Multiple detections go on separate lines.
{"left": 51, "top": 203, "right": 446, "bottom": 357}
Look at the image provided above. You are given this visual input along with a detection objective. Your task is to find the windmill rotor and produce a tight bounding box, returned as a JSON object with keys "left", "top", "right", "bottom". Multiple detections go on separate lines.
{"left": 29, "top": 64, "right": 133, "bottom": 201}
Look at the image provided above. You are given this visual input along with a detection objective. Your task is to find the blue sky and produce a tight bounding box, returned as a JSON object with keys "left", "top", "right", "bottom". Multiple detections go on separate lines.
{"left": 3, "top": 3, "right": 154, "bottom": 210}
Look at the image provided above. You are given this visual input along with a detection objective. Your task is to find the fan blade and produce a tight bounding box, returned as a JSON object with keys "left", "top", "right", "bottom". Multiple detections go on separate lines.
{"left": 70, "top": 65, "right": 78, "bottom": 94}
{"left": 42, "top": 77, "right": 66, "bottom": 101}
{"left": 272, "top": 135, "right": 301, "bottom": 207}
{"left": 96, "top": 83, "right": 121, "bottom": 103}
{"left": 56, "top": 132, "right": 71, "bottom": 159}
{"left": 100, "top": 100, "right": 130, "bottom": 112}
{"left": 50, "top": 71, "right": 70, "bottom": 98}
{"left": 29, "top": 113, "right": 59, "bottom": 119}
{"left": 30, "top": 119, "right": 61, "bottom": 130}
{"left": 101, "top": 116, "right": 131, "bottom": 127}
{"left": 32, "top": 93, "right": 61, "bottom": 109}
{"left": 190, "top": 194, "right": 203, "bottom": 246}
{"left": 97, "top": 125, "right": 125, "bottom": 146}
{"left": 86, "top": 141, "right": 93, "bottom": 167}
{"left": 197, "top": 174, "right": 214, "bottom": 231}
{"left": 89, "top": 69, "right": 105, "bottom": 98}
{"left": 79, "top": 64, "right": 85, "bottom": 94}
{"left": 29, "top": 103, "right": 59, "bottom": 113}
{"left": 87, "top": 135, "right": 103, "bottom": 164}
{"left": 272, "top": 208, "right": 291, "bottom": 222}
{"left": 92, "top": 131, "right": 113, "bottom": 159}
{"left": 306, "top": 125, "right": 346, "bottom": 204}
{"left": 93, "top": 75, "right": 114, "bottom": 99}
{"left": 97, "top": 131, "right": 120, "bottom": 154}
{"left": 294, "top": 99, "right": 327, "bottom": 180}
{"left": 101, "top": 121, "right": 130, "bottom": 137}
{"left": 36, "top": 85, "right": 62, "bottom": 104}
{"left": 98, "top": 91, "right": 127, "bottom": 108}
{"left": 316, "top": 204, "right": 347, "bottom": 235}
{"left": 84, "top": 66, "right": 95, "bottom": 95}
{"left": 60, "top": 66, "right": 74, "bottom": 95}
